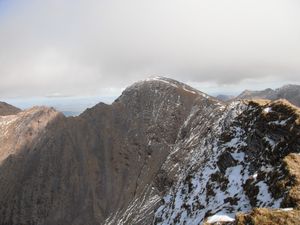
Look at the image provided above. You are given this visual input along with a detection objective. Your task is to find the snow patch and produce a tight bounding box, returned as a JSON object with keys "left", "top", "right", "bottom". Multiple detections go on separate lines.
{"left": 260, "top": 165, "right": 273, "bottom": 173}
{"left": 182, "top": 86, "right": 196, "bottom": 94}
{"left": 280, "top": 208, "right": 293, "bottom": 211}
{"left": 146, "top": 76, "right": 178, "bottom": 88}
{"left": 263, "top": 136, "right": 276, "bottom": 147}
{"left": 263, "top": 107, "right": 272, "bottom": 113}
{"left": 207, "top": 214, "right": 235, "bottom": 223}
{"left": 252, "top": 173, "right": 258, "bottom": 179}
{"left": 231, "top": 152, "right": 245, "bottom": 161}
{"left": 269, "top": 118, "right": 290, "bottom": 126}
{"left": 224, "top": 137, "right": 246, "bottom": 148}
{"left": 256, "top": 181, "right": 282, "bottom": 207}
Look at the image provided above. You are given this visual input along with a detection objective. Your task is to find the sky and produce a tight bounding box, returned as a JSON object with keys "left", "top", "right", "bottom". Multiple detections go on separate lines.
{"left": 1, "top": 0, "right": 300, "bottom": 102}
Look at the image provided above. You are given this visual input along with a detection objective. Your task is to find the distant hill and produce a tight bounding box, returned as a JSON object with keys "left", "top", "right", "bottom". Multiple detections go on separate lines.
{"left": 237, "top": 88, "right": 274, "bottom": 100}
{"left": 0, "top": 101, "right": 21, "bottom": 116}
{"left": 236, "top": 84, "right": 300, "bottom": 107}
{"left": 216, "top": 94, "right": 235, "bottom": 102}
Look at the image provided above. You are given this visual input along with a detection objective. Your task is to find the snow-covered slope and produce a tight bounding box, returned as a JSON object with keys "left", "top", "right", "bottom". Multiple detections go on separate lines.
{"left": 154, "top": 99, "right": 300, "bottom": 224}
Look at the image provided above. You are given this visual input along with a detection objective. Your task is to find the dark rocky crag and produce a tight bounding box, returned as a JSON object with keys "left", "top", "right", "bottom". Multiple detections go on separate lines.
{"left": 1, "top": 77, "right": 300, "bottom": 225}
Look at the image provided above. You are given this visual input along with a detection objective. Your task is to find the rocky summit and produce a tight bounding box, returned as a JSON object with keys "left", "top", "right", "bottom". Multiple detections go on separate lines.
{"left": 0, "top": 77, "right": 300, "bottom": 225}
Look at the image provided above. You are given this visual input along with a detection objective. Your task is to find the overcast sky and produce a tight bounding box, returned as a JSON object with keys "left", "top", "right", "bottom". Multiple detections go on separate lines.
{"left": 1, "top": 0, "right": 300, "bottom": 98}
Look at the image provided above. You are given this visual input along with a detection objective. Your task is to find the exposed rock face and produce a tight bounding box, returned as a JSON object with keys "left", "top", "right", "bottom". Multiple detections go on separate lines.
{"left": 0, "top": 101, "right": 21, "bottom": 116}
{"left": 236, "top": 84, "right": 300, "bottom": 107}
{"left": 1, "top": 77, "right": 300, "bottom": 225}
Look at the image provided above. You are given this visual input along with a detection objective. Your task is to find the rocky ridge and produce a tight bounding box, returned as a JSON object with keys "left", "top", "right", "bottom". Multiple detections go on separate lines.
{"left": 154, "top": 99, "right": 300, "bottom": 224}
{"left": 0, "top": 77, "right": 300, "bottom": 225}
{"left": 236, "top": 84, "right": 300, "bottom": 107}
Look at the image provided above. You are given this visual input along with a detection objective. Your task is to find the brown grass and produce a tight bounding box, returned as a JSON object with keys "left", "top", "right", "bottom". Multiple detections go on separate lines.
{"left": 235, "top": 208, "right": 300, "bottom": 225}
{"left": 282, "top": 154, "right": 300, "bottom": 209}
{"left": 246, "top": 98, "right": 300, "bottom": 124}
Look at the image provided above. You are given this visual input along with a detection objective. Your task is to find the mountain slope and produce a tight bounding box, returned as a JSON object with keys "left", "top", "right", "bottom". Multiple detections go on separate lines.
{"left": 0, "top": 101, "right": 21, "bottom": 116}
{"left": 154, "top": 99, "right": 300, "bottom": 224}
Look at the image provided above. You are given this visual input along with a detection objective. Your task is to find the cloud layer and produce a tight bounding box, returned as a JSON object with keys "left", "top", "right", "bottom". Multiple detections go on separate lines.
{"left": 1, "top": 0, "right": 300, "bottom": 97}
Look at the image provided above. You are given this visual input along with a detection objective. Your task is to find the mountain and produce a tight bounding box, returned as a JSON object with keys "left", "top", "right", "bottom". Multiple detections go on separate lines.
{"left": 216, "top": 94, "right": 235, "bottom": 102}
{"left": 236, "top": 84, "right": 300, "bottom": 107}
{"left": 236, "top": 88, "right": 275, "bottom": 100}
{"left": 0, "top": 77, "right": 300, "bottom": 225}
{"left": 0, "top": 101, "right": 21, "bottom": 116}
{"left": 0, "top": 77, "right": 219, "bottom": 225}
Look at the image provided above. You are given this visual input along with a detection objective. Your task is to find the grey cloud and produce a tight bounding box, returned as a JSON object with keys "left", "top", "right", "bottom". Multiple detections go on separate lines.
{"left": 0, "top": 0, "right": 300, "bottom": 98}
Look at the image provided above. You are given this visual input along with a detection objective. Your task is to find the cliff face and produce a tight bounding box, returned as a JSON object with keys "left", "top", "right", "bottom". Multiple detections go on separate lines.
{"left": 0, "top": 78, "right": 300, "bottom": 225}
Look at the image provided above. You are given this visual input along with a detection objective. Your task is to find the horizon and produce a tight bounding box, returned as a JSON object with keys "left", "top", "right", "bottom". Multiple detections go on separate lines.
{"left": 2, "top": 77, "right": 299, "bottom": 116}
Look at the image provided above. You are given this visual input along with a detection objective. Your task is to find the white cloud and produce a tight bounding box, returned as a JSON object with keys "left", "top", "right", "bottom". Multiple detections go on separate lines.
{"left": 0, "top": 0, "right": 300, "bottom": 97}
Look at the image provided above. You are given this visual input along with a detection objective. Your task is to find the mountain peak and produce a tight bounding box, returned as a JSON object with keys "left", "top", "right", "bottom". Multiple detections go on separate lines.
{"left": 130, "top": 76, "right": 192, "bottom": 90}
{"left": 118, "top": 76, "right": 217, "bottom": 103}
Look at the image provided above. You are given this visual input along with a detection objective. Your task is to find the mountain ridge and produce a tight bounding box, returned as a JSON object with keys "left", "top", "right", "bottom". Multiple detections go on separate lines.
{"left": 235, "top": 84, "right": 300, "bottom": 107}
{"left": 0, "top": 77, "right": 300, "bottom": 225}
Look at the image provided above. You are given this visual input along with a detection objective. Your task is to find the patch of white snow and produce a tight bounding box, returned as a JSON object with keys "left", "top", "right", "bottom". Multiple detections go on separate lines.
{"left": 207, "top": 214, "right": 235, "bottom": 223}
{"left": 280, "top": 208, "right": 293, "bottom": 211}
{"left": 263, "top": 107, "right": 272, "bottom": 113}
{"left": 252, "top": 173, "right": 258, "bottom": 179}
{"left": 182, "top": 86, "right": 196, "bottom": 94}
